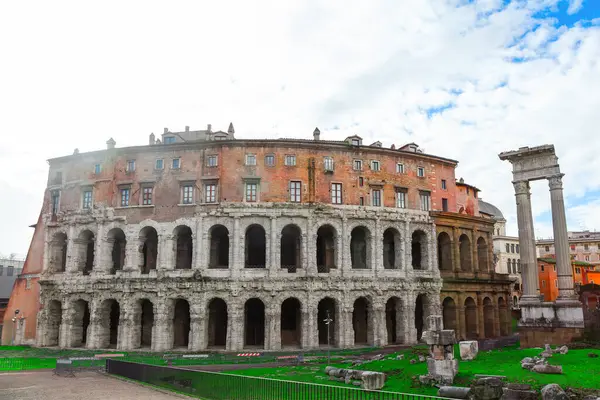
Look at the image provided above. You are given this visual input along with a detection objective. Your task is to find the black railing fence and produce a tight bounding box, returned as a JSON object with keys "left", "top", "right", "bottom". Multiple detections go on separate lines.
{"left": 106, "top": 359, "right": 447, "bottom": 400}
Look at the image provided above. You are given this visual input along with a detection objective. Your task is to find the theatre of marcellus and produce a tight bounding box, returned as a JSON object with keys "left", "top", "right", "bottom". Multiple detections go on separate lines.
{"left": 3, "top": 124, "right": 513, "bottom": 351}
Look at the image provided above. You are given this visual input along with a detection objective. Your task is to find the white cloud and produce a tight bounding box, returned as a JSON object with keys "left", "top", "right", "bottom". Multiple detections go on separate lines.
{"left": 568, "top": 0, "right": 584, "bottom": 15}
{"left": 0, "top": 0, "right": 599, "bottom": 255}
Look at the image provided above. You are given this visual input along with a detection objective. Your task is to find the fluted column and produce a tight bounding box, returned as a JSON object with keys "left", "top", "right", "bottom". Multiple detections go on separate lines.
{"left": 513, "top": 181, "right": 540, "bottom": 303}
{"left": 549, "top": 175, "right": 576, "bottom": 301}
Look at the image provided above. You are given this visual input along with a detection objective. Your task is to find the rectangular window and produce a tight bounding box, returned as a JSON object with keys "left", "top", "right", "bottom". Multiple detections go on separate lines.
{"left": 541, "top": 264, "right": 545, "bottom": 272}
{"left": 7, "top": 266, "right": 13, "bottom": 276}
{"left": 420, "top": 191, "right": 430, "bottom": 211}
{"left": 120, "top": 188, "right": 130, "bottom": 207}
{"left": 417, "top": 167, "right": 425, "bottom": 177}
{"left": 372, "top": 189, "right": 382, "bottom": 207}
{"left": 571, "top": 244, "right": 576, "bottom": 251}
{"left": 51, "top": 190, "right": 60, "bottom": 215}
{"left": 207, "top": 155, "right": 218, "bottom": 167}
{"left": 359, "top": 197, "right": 364, "bottom": 206}
{"left": 516, "top": 244, "right": 520, "bottom": 253}
{"left": 442, "top": 198, "right": 448, "bottom": 212}
{"left": 245, "top": 154, "right": 256, "bottom": 166}
{"left": 94, "top": 164, "right": 101, "bottom": 174}
{"left": 359, "top": 177, "right": 364, "bottom": 187}
{"left": 506, "top": 243, "right": 510, "bottom": 252}
{"left": 142, "top": 187, "right": 153, "bottom": 205}
{"left": 205, "top": 183, "right": 216, "bottom": 203}
{"left": 289, "top": 181, "right": 301, "bottom": 202}
{"left": 511, "top": 244, "right": 515, "bottom": 253}
{"left": 155, "top": 159, "right": 164, "bottom": 170}
{"left": 371, "top": 160, "right": 380, "bottom": 171}
{"left": 182, "top": 185, "right": 194, "bottom": 204}
{"left": 324, "top": 157, "right": 334, "bottom": 171}
{"left": 353, "top": 160, "right": 363, "bottom": 171}
{"left": 172, "top": 158, "right": 181, "bottom": 169}
{"left": 441, "top": 179, "right": 447, "bottom": 190}
{"left": 396, "top": 190, "right": 406, "bottom": 209}
{"left": 331, "top": 183, "right": 342, "bottom": 204}
{"left": 246, "top": 183, "right": 258, "bottom": 202}
{"left": 576, "top": 267, "right": 581, "bottom": 274}
{"left": 396, "top": 163, "right": 405, "bottom": 173}
{"left": 545, "top": 245, "right": 550, "bottom": 252}
{"left": 285, "top": 155, "right": 296, "bottom": 166}
{"left": 82, "top": 190, "right": 93, "bottom": 209}
{"left": 126, "top": 160, "right": 135, "bottom": 172}
{"left": 555, "top": 280, "right": 558, "bottom": 288}
{"left": 584, "top": 244, "right": 589, "bottom": 250}
{"left": 585, "top": 255, "right": 590, "bottom": 261}
{"left": 164, "top": 136, "right": 176, "bottom": 144}
{"left": 542, "top": 280, "right": 546, "bottom": 288}
{"left": 265, "top": 154, "right": 275, "bottom": 166}
{"left": 553, "top": 265, "right": 556, "bottom": 271}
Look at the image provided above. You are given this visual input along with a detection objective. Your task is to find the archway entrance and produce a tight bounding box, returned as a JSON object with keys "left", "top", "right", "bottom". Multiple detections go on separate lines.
{"left": 465, "top": 297, "right": 478, "bottom": 339}
{"left": 207, "top": 298, "right": 228, "bottom": 348}
{"left": 352, "top": 297, "right": 371, "bottom": 345}
{"left": 415, "top": 294, "right": 425, "bottom": 341}
{"left": 209, "top": 225, "right": 229, "bottom": 268}
{"left": 245, "top": 225, "right": 266, "bottom": 268}
{"left": 483, "top": 297, "right": 494, "bottom": 338}
{"left": 244, "top": 298, "right": 265, "bottom": 348}
{"left": 438, "top": 232, "right": 452, "bottom": 271}
{"left": 173, "top": 299, "right": 190, "bottom": 348}
{"left": 140, "top": 299, "right": 153, "bottom": 348}
{"left": 72, "top": 300, "right": 90, "bottom": 347}
{"left": 316, "top": 225, "right": 336, "bottom": 272}
{"left": 46, "top": 300, "right": 62, "bottom": 346}
{"left": 281, "top": 298, "right": 301, "bottom": 347}
{"left": 317, "top": 298, "right": 336, "bottom": 347}
{"left": 139, "top": 227, "right": 158, "bottom": 274}
{"left": 281, "top": 226, "right": 301, "bottom": 272}
{"left": 442, "top": 297, "right": 457, "bottom": 331}
{"left": 385, "top": 297, "right": 403, "bottom": 344}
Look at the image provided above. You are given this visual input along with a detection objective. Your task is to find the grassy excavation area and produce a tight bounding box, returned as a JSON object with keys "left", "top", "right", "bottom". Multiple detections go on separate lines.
{"left": 227, "top": 345, "right": 600, "bottom": 395}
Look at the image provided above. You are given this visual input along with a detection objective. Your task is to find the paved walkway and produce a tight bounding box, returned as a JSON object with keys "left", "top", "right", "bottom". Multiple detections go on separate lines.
{"left": 0, "top": 371, "right": 185, "bottom": 400}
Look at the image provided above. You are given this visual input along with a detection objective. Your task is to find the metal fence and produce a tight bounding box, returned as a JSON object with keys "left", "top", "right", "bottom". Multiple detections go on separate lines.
{"left": 106, "top": 359, "right": 446, "bottom": 400}
{"left": 0, "top": 357, "right": 57, "bottom": 371}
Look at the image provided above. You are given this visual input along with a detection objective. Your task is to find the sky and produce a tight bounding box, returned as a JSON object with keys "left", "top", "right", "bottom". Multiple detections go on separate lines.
{"left": 1, "top": 0, "right": 599, "bottom": 258}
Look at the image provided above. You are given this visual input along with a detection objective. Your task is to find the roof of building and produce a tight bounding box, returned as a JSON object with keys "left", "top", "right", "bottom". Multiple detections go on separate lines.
{"left": 0, "top": 272, "right": 20, "bottom": 299}
{"left": 479, "top": 200, "right": 505, "bottom": 220}
{"left": 537, "top": 257, "right": 594, "bottom": 267}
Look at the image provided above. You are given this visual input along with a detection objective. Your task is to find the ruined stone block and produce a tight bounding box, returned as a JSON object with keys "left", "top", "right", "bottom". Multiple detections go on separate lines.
{"left": 460, "top": 340, "right": 479, "bottom": 360}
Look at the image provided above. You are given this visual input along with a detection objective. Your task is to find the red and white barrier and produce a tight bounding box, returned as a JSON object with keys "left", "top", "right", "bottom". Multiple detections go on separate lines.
{"left": 237, "top": 353, "right": 261, "bottom": 357}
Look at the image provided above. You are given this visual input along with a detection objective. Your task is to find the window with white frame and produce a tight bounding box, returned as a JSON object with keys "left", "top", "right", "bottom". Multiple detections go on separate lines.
{"left": 155, "top": 159, "right": 164, "bottom": 170}
{"left": 245, "top": 154, "right": 256, "bottom": 166}
{"left": 164, "top": 136, "right": 176, "bottom": 144}
{"left": 289, "top": 181, "right": 301, "bottom": 202}
{"left": 120, "top": 187, "right": 130, "bottom": 207}
{"left": 371, "top": 160, "right": 380, "bottom": 171}
{"left": 351, "top": 139, "right": 360, "bottom": 146}
{"left": 172, "top": 158, "right": 181, "bottom": 169}
{"left": 331, "top": 183, "right": 342, "bottom": 204}
{"left": 284, "top": 154, "right": 296, "bottom": 166}
{"left": 245, "top": 182, "right": 258, "bottom": 202}
{"left": 142, "top": 186, "right": 153, "bottom": 205}
{"left": 417, "top": 166, "right": 425, "bottom": 177}
{"left": 126, "top": 160, "right": 136, "bottom": 172}
{"left": 353, "top": 160, "right": 362, "bottom": 171}
{"left": 396, "top": 189, "right": 406, "bottom": 208}
{"left": 94, "top": 164, "right": 101, "bottom": 174}
{"left": 265, "top": 154, "right": 275, "bottom": 166}
{"left": 82, "top": 189, "right": 93, "bottom": 209}
{"left": 396, "top": 163, "right": 405, "bottom": 173}
{"left": 182, "top": 184, "right": 194, "bottom": 204}
{"left": 204, "top": 183, "right": 217, "bottom": 203}
{"left": 324, "top": 157, "right": 334, "bottom": 171}
{"left": 207, "top": 155, "right": 218, "bottom": 167}
{"left": 419, "top": 191, "right": 430, "bottom": 211}
{"left": 372, "top": 189, "right": 382, "bottom": 207}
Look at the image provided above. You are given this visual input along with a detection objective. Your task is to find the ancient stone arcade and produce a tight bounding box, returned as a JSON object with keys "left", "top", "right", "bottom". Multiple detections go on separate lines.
{"left": 500, "top": 145, "right": 584, "bottom": 347}
{"left": 36, "top": 204, "right": 443, "bottom": 351}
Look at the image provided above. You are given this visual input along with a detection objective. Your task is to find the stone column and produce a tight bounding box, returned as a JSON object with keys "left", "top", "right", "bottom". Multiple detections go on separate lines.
{"left": 373, "top": 218, "right": 382, "bottom": 276}
{"left": 152, "top": 302, "right": 172, "bottom": 352}
{"left": 117, "top": 304, "right": 133, "bottom": 350}
{"left": 269, "top": 217, "right": 278, "bottom": 275}
{"left": 68, "top": 238, "right": 85, "bottom": 274}
{"left": 452, "top": 228, "right": 461, "bottom": 273}
{"left": 266, "top": 305, "right": 280, "bottom": 350}
{"left": 548, "top": 175, "right": 576, "bottom": 301}
{"left": 456, "top": 305, "right": 465, "bottom": 341}
{"left": 302, "top": 309, "right": 313, "bottom": 349}
{"left": 306, "top": 217, "right": 316, "bottom": 275}
{"left": 195, "top": 217, "right": 204, "bottom": 271}
{"left": 472, "top": 229, "right": 479, "bottom": 272}
{"left": 341, "top": 307, "right": 353, "bottom": 347}
{"left": 232, "top": 217, "right": 241, "bottom": 278}
{"left": 513, "top": 181, "right": 540, "bottom": 303}
{"left": 226, "top": 308, "right": 243, "bottom": 351}
{"left": 189, "top": 314, "right": 204, "bottom": 351}
{"left": 124, "top": 239, "right": 138, "bottom": 272}
{"left": 373, "top": 301, "right": 386, "bottom": 347}
{"left": 404, "top": 296, "right": 417, "bottom": 344}
{"left": 476, "top": 294, "right": 485, "bottom": 339}
{"left": 493, "top": 303, "right": 500, "bottom": 337}
{"left": 341, "top": 218, "right": 349, "bottom": 274}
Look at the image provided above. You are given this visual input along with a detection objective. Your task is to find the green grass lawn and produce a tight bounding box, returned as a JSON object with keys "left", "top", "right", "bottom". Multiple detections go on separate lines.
{"left": 226, "top": 345, "right": 600, "bottom": 395}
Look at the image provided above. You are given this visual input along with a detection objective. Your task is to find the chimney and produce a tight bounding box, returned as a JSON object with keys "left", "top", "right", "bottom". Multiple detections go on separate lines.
{"left": 313, "top": 127, "right": 320, "bottom": 141}
{"left": 207, "top": 124, "right": 212, "bottom": 133}
{"left": 149, "top": 133, "right": 155, "bottom": 145}
{"left": 228, "top": 122, "right": 235, "bottom": 134}
{"left": 164, "top": 128, "right": 168, "bottom": 134}
{"left": 185, "top": 126, "right": 190, "bottom": 132}
{"left": 106, "top": 138, "right": 116, "bottom": 150}
{"left": 391, "top": 144, "right": 396, "bottom": 149}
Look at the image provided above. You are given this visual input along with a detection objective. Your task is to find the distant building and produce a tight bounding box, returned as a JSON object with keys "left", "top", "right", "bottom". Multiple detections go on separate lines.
{"left": 0, "top": 257, "right": 25, "bottom": 339}
{"left": 537, "top": 256, "right": 595, "bottom": 302}
{"left": 537, "top": 231, "right": 600, "bottom": 267}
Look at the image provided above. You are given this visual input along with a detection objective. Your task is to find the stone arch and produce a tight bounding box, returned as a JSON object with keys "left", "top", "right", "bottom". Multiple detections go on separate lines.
{"left": 411, "top": 230, "right": 428, "bottom": 270}
{"left": 207, "top": 298, "right": 228, "bottom": 348}
{"left": 138, "top": 299, "right": 154, "bottom": 348}
{"left": 513, "top": 295, "right": 518, "bottom": 307}
{"left": 317, "top": 297, "right": 338, "bottom": 347}
{"left": 97, "top": 299, "right": 121, "bottom": 348}
{"left": 139, "top": 226, "right": 158, "bottom": 274}
{"left": 209, "top": 225, "right": 229, "bottom": 269}
{"left": 483, "top": 297, "right": 494, "bottom": 338}
{"left": 244, "top": 298, "right": 265, "bottom": 348}
{"left": 76, "top": 230, "right": 95, "bottom": 275}
{"left": 281, "top": 225, "right": 302, "bottom": 272}
{"left": 281, "top": 297, "right": 302, "bottom": 347}
{"left": 464, "top": 297, "right": 478, "bottom": 339}
{"left": 316, "top": 224, "right": 337, "bottom": 273}
{"left": 477, "top": 237, "right": 489, "bottom": 272}
{"left": 442, "top": 297, "right": 457, "bottom": 332}
{"left": 245, "top": 224, "right": 266, "bottom": 268}
{"left": 437, "top": 232, "right": 452, "bottom": 271}
{"left": 459, "top": 234, "right": 472, "bottom": 272}
{"left": 107, "top": 228, "right": 126, "bottom": 274}
{"left": 49, "top": 232, "right": 68, "bottom": 273}
{"left": 498, "top": 297, "right": 509, "bottom": 336}
{"left": 352, "top": 297, "right": 373, "bottom": 345}
{"left": 70, "top": 299, "right": 90, "bottom": 347}
{"left": 173, "top": 298, "right": 191, "bottom": 348}
{"left": 45, "top": 300, "right": 62, "bottom": 346}
{"left": 173, "top": 225, "right": 193, "bottom": 270}
{"left": 385, "top": 297, "right": 404, "bottom": 344}
{"left": 351, "top": 226, "right": 371, "bottom": 269}
{"left": 383, "top": 228, "right": 402, "bottom": 269}
{"left": 415, "top": 294, "right": 425, "bottom": 340}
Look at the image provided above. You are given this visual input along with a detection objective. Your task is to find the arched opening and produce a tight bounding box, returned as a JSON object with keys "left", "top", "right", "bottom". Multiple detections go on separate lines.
{"left": 281, "top": 225, "right": 302, "bottom": 273}
{"left": 415, "top": 294, "right": 425, "bottom": 341}
{"left": 107, "top": 228, "right": 126, "bottom": 274}
{"left": 316, "top": 225, "right": 337, "bottom": 273}
{"left": 49, "top": 232, "right": 68, "bottom": 273}
{"left": 437, "top": 232, "right": 453, "bottom": 271}
{"left": 318, "top": 297, "right": 337, "bottom": 347}
{"left": 173, "top": 299, "right": 191, "bottom": 348}
{"left": 351, "top": 227, "right": 371, "bottom": 269}
{"left": 477, "top": 237, "right": 489, "bottom": 272}
{"left": 512, "top": 259, "right": 517, "bottom": 274}
{"left": 207, "top": 298, "right": 228, "bottom": 348}
{"left": 139, "top": 227, "right": 158, "bottom": 274}
{"left": 139, "top": 299, "right": 154, "bottom": 348}
{"left": 96, "top": 299, "right": 120, "bottom": 348}
{"left": 383, "top": 228, "right": 401, "bottom": 269}
{"left": 385, "top": 297, "right": 404, "bottom": 344}
{"left": 442, "top": 297, "right": 457, "bottom": 332}
{"left": 498, "top": 297, "right": 509, "bottom": 336}
{"left": 209, "top": 225, "right": 229, "bottom": 269}
{"left": 483, "top": 297, "right": 494, "bottom": 338}
{"left": 245, "top": 225, "right": 266, "bottom": 268}
{"left": 174, "top": 226, "right": 193, "bottom": 270}
{"left": 46, "top": 300, "right": 62, "bottom": 346}
{"left": 108, "top": 300, "right": 120, "bottom": 347}
{"left": 459, "top": 234, "right": 472, "bottom": 272}
{"left": 513, "top": 296, "right": 518, "bottom": 308}
{"left": 77, "top": 230, "right": 95, "bottom": 275}
{"left": 72, "top": 300, "right": 90, "bottom": 347}
{"left": 353, "top": 297, "right": 372, "bottom": 345}
{"left": 465, "top": 297, "right": 478, "bottom": 339}
{"left": 244, "top": 298, "right": 265, "bottom": 348}
{"left": 281, "top": 298, "right": 301, "bottom": 347}
{"left": 412, "top": 230, "right": 427, "bottom": 270}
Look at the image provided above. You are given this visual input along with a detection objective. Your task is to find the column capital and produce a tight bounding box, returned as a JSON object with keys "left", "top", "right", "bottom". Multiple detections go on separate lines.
{"left": 512, "top": 180, "right": 530, "bottom": 195}
{"left": 548, "top": 174, "right": 564, "bottom": 190}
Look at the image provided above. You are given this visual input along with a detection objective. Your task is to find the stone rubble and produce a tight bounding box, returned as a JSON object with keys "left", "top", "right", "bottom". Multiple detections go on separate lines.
{"left": 438, "top": 386, "right": 471, "bottom": 399}
{"left": 541, "top": 384, "right": 569, "bottom": 400}
{"left": 531, "top": 364, "right": 563, "bottom": 374}
{"left": 500, "top": 383, "right": 538, "bottom": 400}
{"left": 418, "top": 315, "right": 458, "bottom": 385}
{"left": 470, "top": 377, "right": 504, "bottom": 400}
{"left": 460, "top": 341, "right": 479, "bottom": 361}
{"left": 324, "top": 366, "right": 386, "bottom": 390}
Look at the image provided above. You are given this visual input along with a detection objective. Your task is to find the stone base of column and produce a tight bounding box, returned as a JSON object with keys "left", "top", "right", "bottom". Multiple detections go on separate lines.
{"left": 518, "top": 300, "right": 584, "bottom": 348}
{"left": 518, "top": 295, "right": 542, "bottom": 306}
